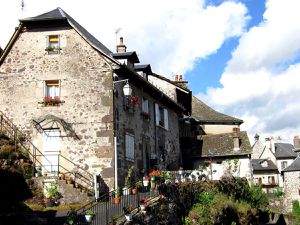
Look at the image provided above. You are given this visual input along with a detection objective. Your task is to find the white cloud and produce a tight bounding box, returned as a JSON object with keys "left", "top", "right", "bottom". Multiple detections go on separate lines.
{"left": 199, "top": 0, "right": 300, "bottom": 143}
{"left": 0, "top": 0, "right": 248, "bottom": 77}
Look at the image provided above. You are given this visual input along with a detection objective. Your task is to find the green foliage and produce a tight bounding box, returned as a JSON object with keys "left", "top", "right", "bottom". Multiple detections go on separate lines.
{"left": 85, "top": 209, "right": 95, "bottom": 216}
{"left": 46, "top": 182, "right": 59, "bottom": 198}
{"left": 115, "top": 186, "right": 122, "bottom": 197}
{"left": 293, "top": 200, "right": 300, "bottom": 217}
{"left": 218, "top": 176, "right": 268, "bottom": 209}
{"left": 0, "top": 147, "right": 10, "bottom": 159}
{"left": 274, "top": 186, "right": 284, "bottom": 197}
{"left": 65, "top": 209, "right": 77, "bottom": 225}
{"left": 198, "top": 191, "right": 214, "bottom": 205}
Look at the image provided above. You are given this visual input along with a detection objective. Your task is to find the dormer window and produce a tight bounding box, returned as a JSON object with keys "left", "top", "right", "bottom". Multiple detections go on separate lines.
{"left": 45, "top": 35, "right": 60, "bottom": 54}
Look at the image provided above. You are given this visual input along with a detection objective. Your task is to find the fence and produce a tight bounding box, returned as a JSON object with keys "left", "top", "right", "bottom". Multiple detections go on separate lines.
{"left": 74, "top": 186, "right": 159, "bottom": 225}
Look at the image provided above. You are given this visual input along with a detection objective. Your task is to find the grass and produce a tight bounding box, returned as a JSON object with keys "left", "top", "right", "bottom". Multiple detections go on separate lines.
{"left": 25, "top": 203, "right": 86, "bottom": 211}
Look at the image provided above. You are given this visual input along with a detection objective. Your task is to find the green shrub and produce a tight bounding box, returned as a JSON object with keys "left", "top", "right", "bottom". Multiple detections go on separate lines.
{"left": 274, "top": 187, "right": 284, "bottom": 197}
{"left": 293, "top": 200, "right": 300, "bottom": 217}
{"left": 198, "top": 191, "right": 214, "bottom": 205}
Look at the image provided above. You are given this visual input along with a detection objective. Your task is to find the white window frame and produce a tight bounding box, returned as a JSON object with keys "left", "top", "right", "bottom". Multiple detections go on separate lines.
{"left": 125, "top": 133, "right": 135, "bottom": 161}
{"left": 142, "top": 98, "right": 149, "bottom": 114}
{"left": 44, "top": 80, "right": 60, "bottom": 98}
{"left": 155, "top": 103, "right": 169, "bottom": 130}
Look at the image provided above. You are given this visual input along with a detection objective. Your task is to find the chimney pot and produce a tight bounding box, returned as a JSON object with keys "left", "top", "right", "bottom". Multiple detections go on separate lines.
{"left": 116, "top": 37, "right": 127, "bottom": 53}
{"left": 179, "top": 75, "right": 183, "bottom": 81}
{"left": 294, "top": 135, "right": 300, "bottom": 150}
{"left": 175, "top": 75, "right": 178, "bottom": 81}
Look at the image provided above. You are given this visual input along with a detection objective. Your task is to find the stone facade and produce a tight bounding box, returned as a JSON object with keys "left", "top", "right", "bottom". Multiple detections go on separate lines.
{"left": 0, "top": 27, "right": 117, "bottom": 187}
{"left": 283, "top": 171, "right": 300, "bottom": 212}
{"left": 0, "top": 9, "right": 184, "bottom": 191}
{"left": 114, "top": 80, "right": 181, "bottom": 185}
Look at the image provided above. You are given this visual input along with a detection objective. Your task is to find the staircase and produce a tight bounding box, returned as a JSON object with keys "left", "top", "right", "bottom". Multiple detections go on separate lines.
{"left": 0, "top": 111, "right": 95, "bottom": 201}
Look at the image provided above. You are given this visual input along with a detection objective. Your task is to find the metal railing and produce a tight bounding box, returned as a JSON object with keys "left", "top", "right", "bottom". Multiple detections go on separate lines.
{"left": 0, "top": 111, "right": 94, "bottom": 193}
{"left": 74, "top": 186, "right": 159, "bottom": 225}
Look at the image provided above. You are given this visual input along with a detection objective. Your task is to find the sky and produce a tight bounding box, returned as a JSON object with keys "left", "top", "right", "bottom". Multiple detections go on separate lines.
{"left": 0, "top": 0, "right": 300, "bottom": 144}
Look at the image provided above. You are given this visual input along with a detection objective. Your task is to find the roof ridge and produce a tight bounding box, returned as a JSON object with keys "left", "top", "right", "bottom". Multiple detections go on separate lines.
{"left": 57, "top": 7, "right": 66, "bottom": 17}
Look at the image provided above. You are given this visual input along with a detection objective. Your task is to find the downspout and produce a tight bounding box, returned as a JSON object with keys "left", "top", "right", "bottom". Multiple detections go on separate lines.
{"left": 103, "top": 57, "right": 118, "bottom": 190}
{"left": 154, "top": 93, "right": 164, "bottom": 167}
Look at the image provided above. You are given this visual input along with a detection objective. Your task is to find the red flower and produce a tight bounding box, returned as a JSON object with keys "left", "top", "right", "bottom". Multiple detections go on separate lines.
{"left": 140, "top": 198, "right": 148, "bottom": 205}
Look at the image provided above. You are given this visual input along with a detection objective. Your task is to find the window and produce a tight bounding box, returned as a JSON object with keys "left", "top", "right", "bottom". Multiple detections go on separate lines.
{"left": 155, "top": 103, "right": 169, "bottom": 129}
{"left": 46, "top": 35, "right": 60, "bottom": 54}
{"left": 45, "top": 80, "right": 60, "bottom": 98}
{"left": 125, "top": 133, "right": 134, "bottom": 161}
{"left": 281, "top": 161, "right": 287, "bottom": 170}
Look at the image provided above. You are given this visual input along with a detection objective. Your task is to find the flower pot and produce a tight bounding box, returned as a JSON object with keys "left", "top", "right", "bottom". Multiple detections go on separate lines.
{"left": 114, "top": 197, "right": 120, "bottom": 204}
{"left": 150, "top": 181, "right": 155, "bottom": 189}
{"left": 140, "top": 205, "right": 146, "bottom": 211}
{"left": 143, "top": 180, "right": 149, "bottom": 187}
{"left": 85, "top": 214, "right": 94, "bottom": 222}
{"left": 123, "top": 187, "right": 130, "bottom": 195}
{"left": 125, "top": 214, "right": 132, "bottom": 221}
{"left": 131, "top": 188, "right": 137, "bottom": 195}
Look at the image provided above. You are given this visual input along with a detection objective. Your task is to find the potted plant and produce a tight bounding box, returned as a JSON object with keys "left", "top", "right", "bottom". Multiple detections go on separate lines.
{"left": 123, "top": 205, "right": 133, "bottom": 221}
{"left": 108, "top": 215, "right": 119, "bottom": 225}
{"left": 139, "top": 198, "right": 148, "bottom": 212}
{"left": 143, "top": 176, "right": 150, "bottom": 187}
{"left": 64, "top": 209, "right": 77, "bottom": 225}
{"left": 85, "top": 210, "right": 95, "bottom": 222}
{"left": 114, "top": 186, "right": 122, "bottom": 204}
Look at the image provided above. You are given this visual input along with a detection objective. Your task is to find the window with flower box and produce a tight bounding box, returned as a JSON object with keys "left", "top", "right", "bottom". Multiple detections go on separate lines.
{"left": 45, "top": 35, "right": 61, "bottom": 54}
{"left": 41, "top": 80, "right": 62, "bottom": 106}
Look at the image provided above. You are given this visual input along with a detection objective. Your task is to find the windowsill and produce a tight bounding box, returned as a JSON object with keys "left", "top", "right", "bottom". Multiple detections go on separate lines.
{"left": 38, "top": 100, "right": 65, "bottom": 107}
{"left": 45, "top": 50, "right": 61, "bottom": 55}
{"left": 156, "top": 124, "right": 168, "bottom": 130}
{"left": 125, "top": 157, "right": 134, "bottom": 162}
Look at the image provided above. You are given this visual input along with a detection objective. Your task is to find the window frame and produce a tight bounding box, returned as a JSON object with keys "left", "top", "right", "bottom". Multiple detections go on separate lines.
{"left": 46, "top": 35, "right": 61, "bottom": 54}
{"left": 125, "top": 133, "right": 135, "bottom": 162}
{"left": 155, "top": 103, "right": 169, "bottom": 130}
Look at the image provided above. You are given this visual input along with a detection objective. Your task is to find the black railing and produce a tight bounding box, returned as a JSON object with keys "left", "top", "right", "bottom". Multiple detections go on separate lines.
{"left": 74, "top": 186, "right": 159, "bottom": 225}
{"left": 0, "top": 111, "right": 94, "bottom": 194}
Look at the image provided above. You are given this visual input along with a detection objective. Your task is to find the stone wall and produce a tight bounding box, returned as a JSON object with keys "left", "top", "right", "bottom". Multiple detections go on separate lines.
{"left": 0, "top": 26, "right": 118, "bottom": 188}
{"left": 283, "top": 171, "right": 300, "bottom": 212}
{"left": 114, "top": 78, "right": 181, "bottom": 186}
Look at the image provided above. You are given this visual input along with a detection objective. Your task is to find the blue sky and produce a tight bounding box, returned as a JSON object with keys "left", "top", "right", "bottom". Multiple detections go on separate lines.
{"left": 1, "top": 0, "right": 300, "bottom": 143}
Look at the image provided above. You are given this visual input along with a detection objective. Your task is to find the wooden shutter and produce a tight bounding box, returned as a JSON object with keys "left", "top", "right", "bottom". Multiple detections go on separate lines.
{"left": 155, "top": 103, "right": 160, "bottom": 126}
{"left": 164, "top": 109, "right": 169, "bottom": 130}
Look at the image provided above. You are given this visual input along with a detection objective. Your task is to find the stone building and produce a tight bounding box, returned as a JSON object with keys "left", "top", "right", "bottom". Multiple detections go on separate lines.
{"left": 0, "top": 8, "right": 185, "bottom": 192}
{"left": 251, "top": 135, "right": 297, "bottom": 193}
{"left": 148, "top": 74, "right": 252, "bottom": 179}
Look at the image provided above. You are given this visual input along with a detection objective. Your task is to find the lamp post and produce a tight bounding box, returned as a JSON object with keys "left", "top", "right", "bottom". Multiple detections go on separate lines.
{"left": 113, "top": 78, "right": 132, "bottom": 189}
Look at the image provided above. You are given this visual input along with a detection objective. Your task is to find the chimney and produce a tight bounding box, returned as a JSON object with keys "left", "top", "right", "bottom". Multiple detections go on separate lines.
{"left": 116, "top": 37, "right": 127, "bottom": 53}
{"left": 174, "top": 74, "right": 188, "bottom": 89}
{"left": 294, "top": 135, "right": 300, "bottom": 151}
{"left": 233, "top": 127, "right": 240, "bottom": 151}
{"left": 265, "top": 137, "right": 275, "bottom": 153}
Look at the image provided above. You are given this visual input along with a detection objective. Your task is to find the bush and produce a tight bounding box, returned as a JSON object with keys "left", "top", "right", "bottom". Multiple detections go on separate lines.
{"left": 292, "top": 200, "right": 300, "bottom": 217}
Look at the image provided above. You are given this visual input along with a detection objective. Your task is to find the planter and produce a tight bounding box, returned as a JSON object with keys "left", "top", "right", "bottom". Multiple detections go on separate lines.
{"left": 114, "top": 197, "right": 120, "bottom": 204}
{"left": 123, "top": 187, "right": 131, "bottom": 195}
{"left": 140, "top": 205, "right": 146, "bottom": 211}
{"left": 143, "top": 180, "right": 149, "bottom": 187}
{"left": 131, "top": 188, "right": 137, "bottom": 195}
{"left": 85, "top": 214, "right": 94, "bottom": 222}
{"left": 150, "top": 181, "right": 155, "bottom": 189}
{"left": 125, "top": 214, "right": 132, "bottom": 221}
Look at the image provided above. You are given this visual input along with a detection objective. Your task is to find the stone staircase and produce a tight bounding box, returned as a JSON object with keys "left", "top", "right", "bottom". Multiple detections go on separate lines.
{"left": 0, "top": 111, "right": 95, "bottom": 204}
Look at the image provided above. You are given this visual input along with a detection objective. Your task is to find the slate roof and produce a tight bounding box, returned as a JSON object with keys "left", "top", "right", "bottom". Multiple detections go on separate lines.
{"left": 196, "top": 131, "right": 252, "bottom": 157}
{"left": 192, "top": 96, "right": 243, "bottom": 125}
{"left": 20, "top": 7, "right": 112, "bottom": 56}
{"left": 282, "top": 156, "right": 300, "bottom": 172}
{"left": 134, "top": 64, "right": 152, "bottom": 74}
{"left": 112, "top": 52, "right": 140, "bottom": 63}
{"left": 251, "top": 159, "right": 279, "bottom": 173}
{"left": 274, "top": 143, "right": 297, "bottom": 159}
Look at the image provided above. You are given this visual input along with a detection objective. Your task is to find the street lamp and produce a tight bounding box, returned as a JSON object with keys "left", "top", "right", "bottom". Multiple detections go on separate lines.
{"left": 113, "top": 79, "right": 132, "bottom": 97}
{"left": 112, "top": 78, "right": 132, "bottom": 190}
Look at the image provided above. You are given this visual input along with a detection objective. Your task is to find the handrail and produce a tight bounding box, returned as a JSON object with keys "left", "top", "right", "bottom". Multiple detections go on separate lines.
{"left": 0, "top": 111, "right": 94, "bottom": 193}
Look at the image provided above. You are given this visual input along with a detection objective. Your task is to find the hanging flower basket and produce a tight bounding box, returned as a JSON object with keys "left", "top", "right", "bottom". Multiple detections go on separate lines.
{"left": 130, "top": 96, "right": 139, "bottom": 105}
